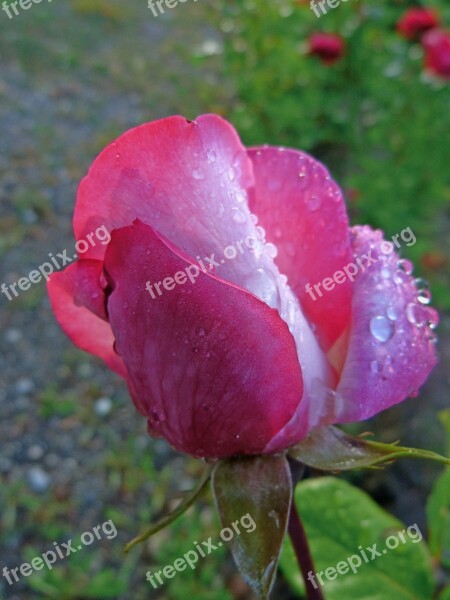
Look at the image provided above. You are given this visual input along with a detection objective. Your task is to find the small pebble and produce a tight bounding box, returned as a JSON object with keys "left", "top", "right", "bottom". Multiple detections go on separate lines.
{"left": 4, "top": 328, "right": 22, "bottom": 344}
{"left": 15, "top": 378, "right": 35, "bottom": 395}
{"left": 27, "top": 445, "right": 44, "bottom": 461}
{"left": 27, "top": 467, "right": 51, "bottom": 493}
{"left": 94, "top": 397, "right": 112, "bottom": 417}
{"left": 45, "top": 453, "right": 59, "bottom": 468}
{"left": 0, "top": 458, "right": 12, "bottom": 473}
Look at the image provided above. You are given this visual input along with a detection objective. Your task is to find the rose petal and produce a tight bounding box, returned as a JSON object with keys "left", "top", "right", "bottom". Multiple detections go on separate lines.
{"left": 104, "top": 220, "right": 303, "bottom": 458}
{"left": 248, "top": 146, "right": 353, "bottom": 351}
{"left": 74, "top": 115, "right": 258, "bottom": 271}
{"left": 47, "top": 261, "right": 127, "bottom": 378}
{"left": 335, "top": 225, "right": 439, "bottom": 422}
{"left": 74, "top": 115, "right": 333, "bottom": 417}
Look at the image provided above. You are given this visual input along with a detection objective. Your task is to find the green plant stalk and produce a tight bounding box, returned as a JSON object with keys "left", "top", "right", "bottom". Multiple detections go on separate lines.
{"left": 124, "top": 463, "right": 213, "bottom": 554}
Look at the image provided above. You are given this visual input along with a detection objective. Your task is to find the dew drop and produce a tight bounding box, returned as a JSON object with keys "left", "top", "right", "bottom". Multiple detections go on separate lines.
{"left": 417, "top": 289, "right": 432, "bottom": 305}
{"left": 370, "top": 360, "right": 382, "bottom": 374}
{"left": 414, "top": 277, "right": 429, "bottom": 289}
{"left": 150, "top": 409, "right": 165, "bottom": 424}
{"left": 380, "top": 267, "right": 391, "bottom": 279}
{"left": 195, "top": 327, "right": 206, "bottom": 337}
{"left": 397, "top": 259, "right": 413, "bottom": 275}
{"left": 370, "top": 315, "right": 395, "bottom": 342}
{"left": 235, "top": 190, "right": 247, "bottom": 203}
{"left": 206, "top": 149, "right": 216, "bottom": 163}
{"left": 393, "top": 270, "right": 409, "bottom": 285}
{"left": 426, "top": 307, "right": 439, "bottom": 329}
{"left": 264, "top": 242, "right": 278, "bottom": 259}
{"left": 386, "top": 306, "right": 400, "bottom": 321}
{"left": 256, "top": 225, "right": 266, "bottom": 240}
{"left": 307, "top": 194, "right": 321, "bottom": 211}
{"left": 192, "top": 168, "right": 205, "bottom": 180}
{"left": 232, "top": 208, "right": 246, "bottom": 224}
{"left": 406, "top": 302, "right": 436, "bottom": 327}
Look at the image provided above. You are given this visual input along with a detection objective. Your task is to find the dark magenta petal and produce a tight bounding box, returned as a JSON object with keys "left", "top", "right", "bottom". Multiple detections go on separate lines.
{"left": 248, "top": 146, "right": 353, "bottom": 351}
{"left": 47, "top": 261, "right": 127, "bottom": 378}
{"left": 335, "top": 226, "right": 439, "bottom": 422}
{"left": 103, "top": 220, "right": 303, "bottom": 458}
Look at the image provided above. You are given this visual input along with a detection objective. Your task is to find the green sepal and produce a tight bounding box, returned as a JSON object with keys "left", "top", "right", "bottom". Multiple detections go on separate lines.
{"left": 212, "top": 454, "right": 292, "bottom": 599}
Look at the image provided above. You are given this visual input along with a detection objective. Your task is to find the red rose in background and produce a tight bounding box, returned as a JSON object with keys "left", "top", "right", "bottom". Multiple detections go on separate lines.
{"left": 308, "top": 33, "right": 345, "bottom": 65}
{"left": 421, "top": 28, "right": 450, "bottom": 80}
{"left": 397, "top": 7, "right": 440, "bottom": 40}
{"left": 47, "top": 115, "right": 438, "bottom": 459}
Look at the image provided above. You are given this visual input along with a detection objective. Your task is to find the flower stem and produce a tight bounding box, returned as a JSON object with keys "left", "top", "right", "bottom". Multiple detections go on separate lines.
{"left": 124, "top": 464, "right": 213, "bottom": 553}
{"left": 288, "top": 498, "right": 325, "bottom": 600}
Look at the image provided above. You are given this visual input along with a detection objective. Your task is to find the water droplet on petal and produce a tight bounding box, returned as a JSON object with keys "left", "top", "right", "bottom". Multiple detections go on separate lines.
{"left": 227, "top": 167, "right": 235, "bottom": 181}
{"left": 232, "top": 208, "right": 246, "bottom": 224}
{"left": 274, "top": 226, "right": 282, "bottom": 239}
{"left": 414, "top": 277, "right": 429, "bottom": 289}
{"left": 417, "top": 289, "right": 432, "bottom": 305}
{"left": 192, "top": 168, "right": 205, "bottom": 180}
{"left": 397, "top": 259, "right": 413, "bottom": 275}
{"left": 406, "top": 303, "right": 437, "bottom": 327}
{"left": 386, "top": 306, "right": 400, "bottom": 321}
{"left": 426, "top": 307, "right": 439, "bottom": 329}
{"left": 256, "top": 225, "right": 266, "bottom": 240}
{"left": 264, "top": 243, "right": 278, "bottom": 259}
{"left": 370, "top": 315, "right": 395, "bottom": 342}
{"left": 235, "top": 190, "right": 247, "bottom": 203}
{"left": 394, "top": 270, "right": 409, "bottom": 285}
{"left": 380, "top": 267, "right": 391, "bottom": 279}
{"left": 195, "top": 327, "right": 206, "bottom": 337}
{"left": 370, "top": 360, "right": 382, "bottom": 374}
{"left": 307, "top": 194, "right": 321, "bottom": 211}
{"left": 206, "top": 149, "right": 216, "bottom": 163}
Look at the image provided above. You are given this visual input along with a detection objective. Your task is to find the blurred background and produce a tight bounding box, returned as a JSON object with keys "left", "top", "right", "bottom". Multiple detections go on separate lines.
{"left": 0, "top": 0, "right": 449, "bottom": 598}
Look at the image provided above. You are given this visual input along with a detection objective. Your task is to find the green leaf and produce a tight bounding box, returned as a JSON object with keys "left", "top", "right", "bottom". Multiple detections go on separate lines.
{"left": 438, "top": 586, "right": 450, "bottom": 600}
{"left": 212, "top": 454, "right": 292, "bottom": 599}
{"left": 280, "top": 477, "right": 435, "bottom": 600}
{"left": 426, "top": 469, "right": 450, "bottom": 568}
{"left": 288, "top": 426, "right": 450, "bottom": 471}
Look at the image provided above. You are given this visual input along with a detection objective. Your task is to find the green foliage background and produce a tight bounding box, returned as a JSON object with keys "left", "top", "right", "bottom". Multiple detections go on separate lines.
{"left": 211, "top": 0, "right": 450, "bottom": 307}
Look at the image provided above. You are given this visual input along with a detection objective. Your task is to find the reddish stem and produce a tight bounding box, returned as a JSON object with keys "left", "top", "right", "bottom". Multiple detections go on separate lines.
{"left": 288, "top": 499, "right": 325, "bottom": 600}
